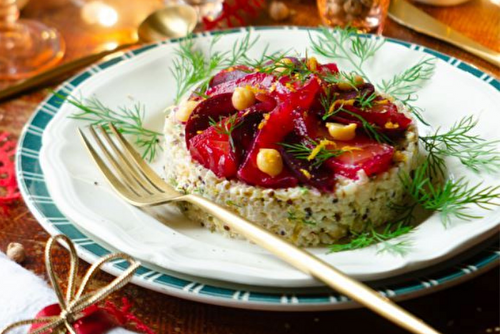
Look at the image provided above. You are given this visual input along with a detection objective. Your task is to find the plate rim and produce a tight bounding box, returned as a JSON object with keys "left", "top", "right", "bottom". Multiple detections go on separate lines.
{"left": 16, "top": 26, "right": 500, "bottom": 310}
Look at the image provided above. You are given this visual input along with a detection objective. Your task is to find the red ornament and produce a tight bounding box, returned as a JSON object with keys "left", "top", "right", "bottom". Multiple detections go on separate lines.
{"left": 28, "top": 298, "right": 155, "bottom": 334}
{"left": 29, "top": 304, "right": 118, "bottom": 334}
{"left": 0, "top": 132, "right": 20, "bottom": 212}
{"left": 203, "top": 0, "right": 265, "bottom": 30}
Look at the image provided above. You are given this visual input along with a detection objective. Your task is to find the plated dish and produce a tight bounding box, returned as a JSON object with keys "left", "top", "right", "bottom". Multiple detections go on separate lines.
{"left": 20, "top": 28, "right": 500, "bottom": 299}
{"left": 165, "top": 57, "right": 420, "bottom": 247}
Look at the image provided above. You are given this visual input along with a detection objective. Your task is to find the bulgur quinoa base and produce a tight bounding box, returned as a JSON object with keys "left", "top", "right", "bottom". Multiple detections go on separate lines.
{"left": 163, "top": 103, "right": 420, "bottom": 247}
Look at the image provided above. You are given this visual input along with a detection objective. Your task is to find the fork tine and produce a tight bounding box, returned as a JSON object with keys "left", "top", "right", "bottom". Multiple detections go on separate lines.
{"left": 95, "top": 125, "right": 158, "bottom": 195}
{"left": 78, "top": 129, "right": 143, "bottom": 205}
{"left": 108, "top": 123, "right": 175, "bottom": 194}
{"left": 88, "top": 126, "right": 146, "bottom": 196}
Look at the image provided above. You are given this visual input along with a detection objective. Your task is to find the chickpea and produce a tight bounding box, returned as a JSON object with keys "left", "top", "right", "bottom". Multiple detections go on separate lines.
{"left": 175, "top": 100, "right": 199, "bottom": 122}
{"left": 337, "top": 81, "right": 355, "bottom": 91}
{"left": 326, "top": 122, "right": 357, "bottom": 141}
{"left": 257, "top": 148, "right": 283, "bottom": 177}
{"left": 275, "top": 58, "right": 294, "bottom": 73}
{"left": 306, "top": 57, "right": 318, "bottom": 72}
{"left": 354, "top": 75, "right": 365, "bottom": 86}
{"left": 232, "top": 86, "right": 256, "bottom": 110}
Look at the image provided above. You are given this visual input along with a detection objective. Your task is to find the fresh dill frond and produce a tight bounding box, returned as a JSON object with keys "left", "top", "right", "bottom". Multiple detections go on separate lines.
{"left": 323, "top": 71, "right": 360, "bottom": 90}
{"left": 171, "top": 32, "right": 258, "bottom": 103}
{"left": 280, "top": 138, "right": 344, "bottom": 167}
{"left": 378, "top": 58, "right": 436, "bottom": 98}
{"left": 400, "top": 160, "right": 500, "bottom": 226}
{"left": 240, "top": 46, "right": 289, "bottom": 69}
{"left": 250, "top": 52, "right": 315, "bottom": 83}
{"left": 171, "top": 36, "right": 218, "bottom": 104}
{"left": 226, "top": 32, "right": 259, "bottom": 66}
{"left": 377, "top": 58, "right": 435, "bottom": 126}
{"left": 62, "top": 94, "right": 162, "bottom": 162}
{"left": 398, "top": 95, "right": 429, "bottom": 126}
{"left": 208, "top": 114, "right": 243, "bottom": 152}
{"left": 309, "top": 27, "right": 384, "bottom": 82}
{"left": 319, "top": 86, "right": 337, "bottom": 113}
{"left": 420, "top": 115, "right": 500, "bottom": 176}
{"left": 356, "top": 91, "right": 377, "bottom": 109}
{"left": 329, "top": 220, "right": 414, "bottom": 256}
{"left": 322, "top": 105, "right": 392, "bottom": 144}
{"left": 344, "top": 111, "right": 392, "bottom": 144}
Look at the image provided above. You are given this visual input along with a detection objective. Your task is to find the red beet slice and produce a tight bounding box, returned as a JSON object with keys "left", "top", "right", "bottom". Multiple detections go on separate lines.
{"left": 205, "top": 72, "right": 276, "bottom": 97}
{"left": 237, "top": 102, "right": 299, "bottom": 188}
{"left": 325, "top": 138, "right": 394, "bottom": 179}
{"left": 209, "top": 65, "right": 252, "bottom": 87}
{"left": 275, "top": 74, "right": 322, "bottom": 110}
{"left": 189, "top": 121, "right": 239, "bottom": 179}
{"left": 231, "top": 98, "right": 277, "bottom": 158}
{"left": 318, "top": 62, "right": 339, "bottom": 75}
{"left": 280, "top": 133, "right": 335, "bottom": 192}
{"left": 185, "top": 93, "right": 236, "bottom": 148}
{"left": 328, "top": 103, "right": 412, "bottom": 135}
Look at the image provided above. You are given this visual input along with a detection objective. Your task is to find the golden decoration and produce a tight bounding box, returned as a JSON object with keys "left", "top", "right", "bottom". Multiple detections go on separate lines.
{"left": 1, "top": 234, "right": 140, "bottom": 334}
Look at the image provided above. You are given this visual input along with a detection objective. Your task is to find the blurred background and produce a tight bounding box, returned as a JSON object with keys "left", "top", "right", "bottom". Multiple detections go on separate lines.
{"left": 2, "top": 0, "right": 498, "bottom": 83}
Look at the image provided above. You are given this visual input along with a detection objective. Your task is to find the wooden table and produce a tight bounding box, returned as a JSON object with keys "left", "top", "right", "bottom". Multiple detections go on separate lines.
{"left": 1, "top": 0, "right": 499, "bottom": 333}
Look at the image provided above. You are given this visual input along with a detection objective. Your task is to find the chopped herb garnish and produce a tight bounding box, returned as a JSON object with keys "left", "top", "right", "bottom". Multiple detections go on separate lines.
{"left": 323, "top": 71, "right": 360, "bottom": 91}
{"left": 281, "top": 138, "right": 344, "bottom": 167}
{"left": 356, "top": 91, "right": 377, "bottom": 109}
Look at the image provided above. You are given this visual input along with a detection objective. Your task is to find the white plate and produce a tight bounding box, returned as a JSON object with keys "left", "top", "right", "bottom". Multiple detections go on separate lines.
{"left": 37, "top": 27, "right": 500, "bottom": 288}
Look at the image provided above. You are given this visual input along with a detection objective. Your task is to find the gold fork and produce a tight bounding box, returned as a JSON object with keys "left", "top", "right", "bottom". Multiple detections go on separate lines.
{"left": 79, "top": 124, "right": 441, "bottom": 334}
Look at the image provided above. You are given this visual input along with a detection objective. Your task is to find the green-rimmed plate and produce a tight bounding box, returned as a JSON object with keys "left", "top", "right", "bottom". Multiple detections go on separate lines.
{"left": 17, "top": 27, "right": 500, "bottom": 310}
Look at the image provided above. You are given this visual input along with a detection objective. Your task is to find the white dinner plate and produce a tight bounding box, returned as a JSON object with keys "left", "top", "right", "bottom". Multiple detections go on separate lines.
{"left": 19, "top": 27, "right": 500, "bottom": 296}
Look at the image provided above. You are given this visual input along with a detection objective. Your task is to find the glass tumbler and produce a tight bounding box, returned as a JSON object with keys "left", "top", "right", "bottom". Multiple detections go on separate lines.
{"left": 317, "top": 0, "right": 390, "bottom": 33}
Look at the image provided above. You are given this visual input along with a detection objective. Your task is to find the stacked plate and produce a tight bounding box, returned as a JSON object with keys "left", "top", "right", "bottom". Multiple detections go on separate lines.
{"left": 17, "top": 27, "right": 500, "bottom": 311}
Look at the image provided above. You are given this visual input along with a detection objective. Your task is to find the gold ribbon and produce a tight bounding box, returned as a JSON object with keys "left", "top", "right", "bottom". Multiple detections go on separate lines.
{"left": 1, "top": 234, "right": 141, "bottom": 334}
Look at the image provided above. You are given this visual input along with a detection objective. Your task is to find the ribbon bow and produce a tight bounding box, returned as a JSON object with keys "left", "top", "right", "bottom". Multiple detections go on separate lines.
{"left": 1, "top": 234, "right": 140, "bottom": 334}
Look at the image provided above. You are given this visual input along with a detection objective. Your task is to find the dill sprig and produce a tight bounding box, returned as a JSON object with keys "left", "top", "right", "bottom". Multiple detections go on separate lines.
{"left": 323, "top": 71, "right": 360, "bottom": 90}
{"left": 378, "top": 58, "right": 436, "bottom": 97}
{"left": 329, "top": 220, "right": 414, "bottom": 256}
{"left": 320, "top": 86, "right": 337, "bottom": 114}
{"left": 226, "top": 32, "right": 259, "bottom": 66}
{"left": 356, "top": 91, "right": 377, "bottom": 109}
{"left": 377, "top": 58, "right": 435, "bottom": 126}
{"left": 420, "top": 115, "right": 500, "bottom": 176}
{"left": 240, "top": 46, "right": 286, "bottom": 69}
{"left": 209, "top": 114, "right": 242, "bottom": 152}
{"left": 320, "top": 84, "right": 391, "bottom": 144}
{"left": 171, "top": 32, "right": 258, "bottom": 103}
{"left": 249, "top": 53, "right": 315, "bottom": 83}
{"left": 400, "top": 160, "right": 500, "bottom": 226}
{"left": 322, "top": 103, "right": 392, "bottom": 144}
{"left": 63, "top": 95, "right": 162, "bottom": 162}
{"left": 398, "top": 95, "right": 429, "bottom": 126}
{"left": 171, "top": 36, "right": 222, "bottom": 103}
{"left": 280, "top": 138, "right": 344, "bottom": 167}
{"left": 309, "top": 26, "right": 384, "bottom": 82}
{"left": 343, "top": 111, "right": 392, "bottom": 144}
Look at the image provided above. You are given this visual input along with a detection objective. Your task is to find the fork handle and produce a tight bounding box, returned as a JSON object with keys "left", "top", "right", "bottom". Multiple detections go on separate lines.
{"left": 183, "top": 194, "right": 440, "bottom": 334}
